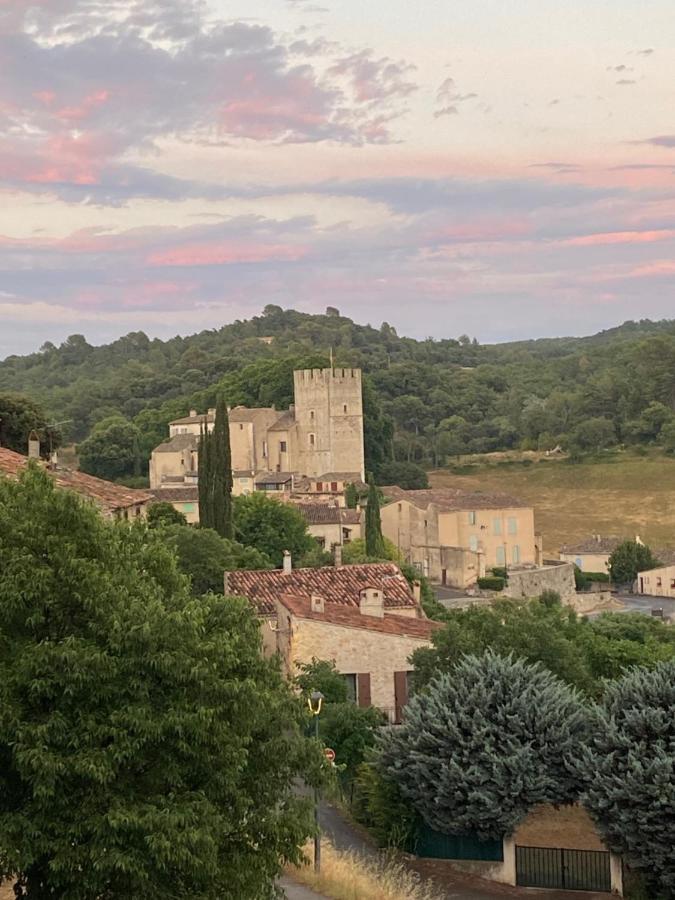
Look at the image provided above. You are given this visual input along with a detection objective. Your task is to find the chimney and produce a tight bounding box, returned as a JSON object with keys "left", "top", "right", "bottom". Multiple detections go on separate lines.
{"left": 208, "top": 407, "right": 216, "bottom": 417}
{"left": 28, "top": 431, "right": 40, "bottom": 460}
{"left": 412, "top": 580, "right": 422, "bottom": 605}
{"left": 334, "top": 544, "right": 343, "bottom": 567}
{"left": 189, "top": 408, "right": 197, "bottom": 418}
{"left": 359, "top": 587, "right": 384, "bottom": 618}
{"left": 283, "top": 550, "right": 292, "bottom": 573}
{"left": 310, "top": 594, "right": 325, "bottom": 613}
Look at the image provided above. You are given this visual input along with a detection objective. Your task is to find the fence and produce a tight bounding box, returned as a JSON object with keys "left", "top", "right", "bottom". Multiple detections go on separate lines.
{"left": 412, "top": 823, "right": 503, "bottom": 861}
{"left": 516, "top": 845, "right": 611, "bottom": 892}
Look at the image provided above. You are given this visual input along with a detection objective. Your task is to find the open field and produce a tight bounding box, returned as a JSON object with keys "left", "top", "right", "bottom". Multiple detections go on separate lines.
{"left": 430, "top": 450, "right": 675, "bottom": 553}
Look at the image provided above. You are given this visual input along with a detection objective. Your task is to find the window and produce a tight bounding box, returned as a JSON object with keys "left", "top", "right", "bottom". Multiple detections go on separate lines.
{"left": 183, "top": 503, "right": 195, "bottom": 513}
{"left": 239, "top": 423, "right": 244, "bottom": 430}
{"left": 239, "top": 478, "right": 249, "bottom": 484}
{"left": 343, "top": 674, "right": 357, "bottom": 704}
{"left": 657, "top": 576, "right": 662, "bottom": 587}
{"left": 262, "top": 440, "right": 268, "bottom": 458}
{"left": 496, "top": 545, "right": 506, "bottom": 566}
{"left": 280, "top": 441, "right": 287, "bottom": 453}
{"left": 512, "top": 545, "right": 520, "bottom": 564}
{"left": 469, "top": 535, "right": 478, "bottom": 552}
{"left": 331, "top": 481, "right": 338, "bottom": 492}
{"left": 670, "top": 579, "right": 675, "bottom": 589}
{"left": 316, "top": 481, "right": 323, "bottom": 491}
{"left": 310, "top": 410, "right": 315, "bottom": 421}
{"left": 309, "top": 433, "right": 315, "bottom": 447}
{"left": 507, "top": 517, "right": 517, "bottom": 535}
{"left": 493, "top": 518, "right": 502, "bottom": 535}
{"left": 468, "top": 511, "right": 476, "bottom": 525}
{"left": 343, "top": 404, "right": 348, "bottom": 413}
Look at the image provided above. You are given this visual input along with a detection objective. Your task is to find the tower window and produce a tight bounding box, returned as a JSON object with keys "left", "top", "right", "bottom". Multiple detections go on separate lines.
{"left": 310, "top": 410, "right": 315, "bottom": 421}
{"left": 343, "top": 404, "right": 348, "bottom": 413}
{"left": 309, "top": 433, "right": 315, "bottom": 447}
{"left": 280, "top": 441, "right": 287, "bottom": 453}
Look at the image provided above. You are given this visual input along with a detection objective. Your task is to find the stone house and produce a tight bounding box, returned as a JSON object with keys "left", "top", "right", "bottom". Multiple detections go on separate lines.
{"left": 226, "top": 562, "right": 438, "bottom": 722}
{"left": 559, "top": 535, "right": 622, "bottom": 573}
{"left": 0, "top": 448, "right": 150, "bottom": 520}
{"left": 293, "top": 503, "right": 362, "bottom": 549}
{"left": 149, "top": 368, "right": 365, "bottom": 493}
{"left": 293, "top": 472, "right": 365, "bottom": 505}
{"left": 637, "top": 563, "right": 675, "bottom": 599}
{"left": 380, "top": 486, "right": 540, "bottom": 587}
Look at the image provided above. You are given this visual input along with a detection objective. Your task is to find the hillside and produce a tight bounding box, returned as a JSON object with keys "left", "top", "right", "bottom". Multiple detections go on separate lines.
{"left": 2, "top": 307, "right": 675, "bottom": 480}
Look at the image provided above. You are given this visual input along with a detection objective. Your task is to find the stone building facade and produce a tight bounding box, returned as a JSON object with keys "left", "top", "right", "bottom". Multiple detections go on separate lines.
{"left": 149, "top": 369, "right": 365, "bottom": 500}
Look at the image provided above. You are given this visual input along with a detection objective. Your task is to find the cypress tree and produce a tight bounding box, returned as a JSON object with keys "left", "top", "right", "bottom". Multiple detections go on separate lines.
{"left": 365, "top": 476, "right": 385, "bottom": 559}
{"left": 198, "top": 400, "right": 233, "bottom": 538}
{"left": 212, "top": 394, "right": 234, "bottom": 539}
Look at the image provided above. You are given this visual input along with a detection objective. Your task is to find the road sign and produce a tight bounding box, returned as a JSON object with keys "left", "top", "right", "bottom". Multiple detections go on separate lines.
{"left": 323, "top": 747, "right": 336, "bottom": 763}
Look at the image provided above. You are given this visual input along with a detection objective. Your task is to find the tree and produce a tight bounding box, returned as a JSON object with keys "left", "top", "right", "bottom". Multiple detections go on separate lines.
{"left": 0, "top": 393, "right": 60, "bottom": 457}
{"left": 365, "top": 477, "right": 385, "bottom": 559}
{"left": 0, "top": 466, "right": 317, "bottom": 900}
{"left": 661, "top": 419, "right": 675, "bottom": 455}
{"left": 566, "top": 417, "right": 616, "bottom": 455}
{"left": 78, "top": 416, "right": 141, "bottom": 481}
{"left": 608, "top": 540, "right": 661, "bottom": 585}
{"left": 376, "top": 461, "right": 429, "bottom": 489}
{"left": 579, "top": 661, "right": 675, "bottom": 896}
{"left": 198, "top": 396, "right": 233, "bottom": 539}
{"left": 234, "top": 492, "right": 314, "bottom": 567}
{"left": 344, "top": 482, "right": 359, "bottom": 509}
{"left": 341, "top": 536, "right": 400, "bottom": 565}
{"left": 146, "top": 500, "right": 187, "bottom": 528}
{"left": 167, "top": 525, "right": 272, "bottom": 596}
{"left": 378, "top": 652, "right": 590, "bottom": 840}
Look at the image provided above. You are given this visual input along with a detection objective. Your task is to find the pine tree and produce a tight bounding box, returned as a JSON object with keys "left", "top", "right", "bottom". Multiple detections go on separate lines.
{"left": 377, "top": 652, "right": 590, "bottom": 840}
{"left": 579, "top": 660, "right": 675, "bottom": 895}
{"left": 365, "top": 477, "right": 385, "bottom": 558}
{"left": 198, "top": 420, "right": 212, "bottom": 530}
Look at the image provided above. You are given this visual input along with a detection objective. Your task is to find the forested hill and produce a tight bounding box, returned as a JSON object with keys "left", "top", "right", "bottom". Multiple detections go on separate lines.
{"left": 2, "top": 306, "right": 675, "bottom": 481}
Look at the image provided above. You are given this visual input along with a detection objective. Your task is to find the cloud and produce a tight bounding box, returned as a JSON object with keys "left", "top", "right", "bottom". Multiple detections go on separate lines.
{"left": 607, "top": 64, "right": 633, "bottom": 72}
{"left": 616, "top": 79, "right": 637, "bottom": 86}
{"left": 637, "top": 48, "right": 654, "bottom": 56}
{"left": 433, "top": 76, "right": 477, "bottom": 118}
{"left": 639, "top": 135, "right": 675, "bottom": 148}
{"left": 328, "top": 50, "right": 417, "bottom": 105}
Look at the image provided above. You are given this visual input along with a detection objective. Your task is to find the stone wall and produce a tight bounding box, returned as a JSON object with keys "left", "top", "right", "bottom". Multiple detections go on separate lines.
{"left": 502, "top": 561, "right": 576, "bottom": 601}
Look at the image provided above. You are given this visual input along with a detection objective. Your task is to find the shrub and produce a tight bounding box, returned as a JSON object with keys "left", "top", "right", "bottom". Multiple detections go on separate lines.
{"left": 491, "top": 567, "right": 508, "bottom": 580}
{"left": 477, "top": 576, "right": 505, "bottom": 591}
{"left": 586, "top": 571, "right": 610, "bottom": 583}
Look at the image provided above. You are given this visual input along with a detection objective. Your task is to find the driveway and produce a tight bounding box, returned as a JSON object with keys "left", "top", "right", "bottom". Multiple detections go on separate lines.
{"left": 278, "top": 875, "right": 329, "bottom": 899}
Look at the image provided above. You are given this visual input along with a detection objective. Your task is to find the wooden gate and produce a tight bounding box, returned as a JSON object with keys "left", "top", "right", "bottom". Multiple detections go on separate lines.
{"left": 516, "top": 845, "right": 611, "bottom": 892}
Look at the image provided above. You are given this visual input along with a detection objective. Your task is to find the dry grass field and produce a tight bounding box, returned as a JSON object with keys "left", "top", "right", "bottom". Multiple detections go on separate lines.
{"left": 430, "top": 450, "right": 675, "bottom": 553}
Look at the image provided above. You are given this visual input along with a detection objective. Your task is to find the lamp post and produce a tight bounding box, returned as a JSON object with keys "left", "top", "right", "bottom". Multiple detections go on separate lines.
{"left": 307, "top": 690, "right": 324, "bottom": 873}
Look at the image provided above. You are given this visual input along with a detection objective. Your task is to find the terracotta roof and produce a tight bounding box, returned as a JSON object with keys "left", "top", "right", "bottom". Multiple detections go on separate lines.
{"left": 226, "top": 563, "right": 417, "bottom": 616}
{"left": 150, "top": 486, "right": 199, "bottom": 502}
{"left": 296, "top": 504, "right": 361, "bottom": 525}
{"left": 315, "top": 472, "right": 363, "bottom": 482}
{"left": 153, "top": 434, "right": 198, "bottom": 453}
{"left": 382, "top": 485, "right": 529, "bottom": 512}
{"left": 255, "top": 471, "right": 293, "bottom": 485}
{"left": 560, "top": 536, "right": 622, "bottom": 554}
{"left": 0, "top": 449, "right": 150, "bottom": 514}
{"left": 268, "top": 410, "right": 296, "bottom": 431}
{"left": 279, "top": 594, "right": 441, "bottom": 639}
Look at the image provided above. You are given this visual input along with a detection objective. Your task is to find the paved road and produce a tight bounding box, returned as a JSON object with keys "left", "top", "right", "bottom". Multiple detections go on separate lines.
{"left": 278, "top": 875, "right": 329, "bottom": 899}
{"left": 611, "top": 592, "right": 675, "bottom": 618}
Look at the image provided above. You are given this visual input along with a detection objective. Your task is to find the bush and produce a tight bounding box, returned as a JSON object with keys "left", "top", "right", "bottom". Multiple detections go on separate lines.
{"left": 376, "top": 461, "right": 429, "bottom": 490}
{"left": 491, "top": 567, "right": 508, "bottom": 580}
{"left": 351, "top": 761, "right": 418, "bottom": 850}
{"left": 586, "top": 571, "right": 610, "bottom": 583}
{"left": 574, "top": 565, "right": 590, "bottom": 590}
{"left": 477, "top": 576, "right": 505, "bottom": 591}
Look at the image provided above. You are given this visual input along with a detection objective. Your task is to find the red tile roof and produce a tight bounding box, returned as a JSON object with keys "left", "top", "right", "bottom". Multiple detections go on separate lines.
{"left": 0, "top": 448, "right": 151, "bottom": 515}
{"left": 382, "top": 485, "right": 529, "bottom": 512}
{"left": 226, "top": 563, "right": 417, "bottom": 616}
{"left": 295, "top": 504, "right": 361, "bottom": 525}
{"left": 279, "top": 594, "right": 441, "bottom": 639}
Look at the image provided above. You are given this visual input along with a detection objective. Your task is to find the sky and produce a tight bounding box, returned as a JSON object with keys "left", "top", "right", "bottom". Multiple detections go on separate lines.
{"left": 1, "top": 0, "right": 675, "bottom": 357}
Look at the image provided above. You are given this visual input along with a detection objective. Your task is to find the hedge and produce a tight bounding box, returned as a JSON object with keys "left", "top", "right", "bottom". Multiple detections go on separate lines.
{"left": 477, "top": 576, "right": 505, "bottom": 591}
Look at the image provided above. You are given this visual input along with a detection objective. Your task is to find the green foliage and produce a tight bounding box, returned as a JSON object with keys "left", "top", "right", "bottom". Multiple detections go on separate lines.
{"left": 398, "top": 563, "right": 447, "bottom": 621}
{"left": 78, "top": 415, "right": 142, "bottom": 480}
{"left": 378, "top": 652, "right": 590, "bottom": 840}
{"left": 491, "top": 566, "right": 508, "bottom": 580}
{"left": 344, "top": 482, "right": 359, "bottom": 509}
{"left": 365, "top": 477, "right": 385, "bottom": 559}
{"left": 352, "top": 761, "right": 418, "bottom": 849}
{"left": 341, "top": 536, "right": 400, "bottom": 565}
{"left": 586, "top": 571, "right": 610, "bottom": 583}
{"left": 234, "top": 492, "right": 314, "bottom": 567}
{"left": 297, "top": 542, "right": 334, "bottom": 568}
{"left": 198, "top": 395, "right": 233, "bottom": 538}
{"left": 566, "top": 417, "right": 616, "bottom": 455}
{"left": 477, "top": 575, "right": 505, "bottom": 591}
{"left": 167, "top": 524, "right": 272, "bottom": 596}
{"left": 146, "top": 500, "right": 187, "bottom": 528}
{"left": 0, "top": 466, "right": 317, "bottom": 899}
{"left": 296, "top": 658, "right": 349, "bottom": 704}
{"left": 411, "top": 601, "right": 675, "bottom": 697}
{"left": 608, "top": 540, "right": 661, "bottom": 585}
{"left": 578, "top": 660, "right": 675, "bottom": 896}
{"left": 538, "top": 589, "right": 562, "bottom": 608}
{"left": 376, "top": 461, "right": 429, "bottom": 489}
{"left": 0, "top": 392, "right": 60, "bottom": 457}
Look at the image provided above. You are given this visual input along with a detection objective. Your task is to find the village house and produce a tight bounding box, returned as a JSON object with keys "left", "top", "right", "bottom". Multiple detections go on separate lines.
{"left": 559, "top": 535, "right": 623, "bottom": 573}
{"left": 636, "top": 563, "right": 675, "bottom": 602}
{"left": 226, "top": 561, "right": 439, "bottom": 723}
{"left": 149, "top": 368, "right": 365, "bottom": 489}
{"left": 293, "top": 503, "right": 362, "bottom": 549}
{"left": 0, "top": 447, "right": 150, "bottom": 520}
{"left": 380, "top": 485, "right": 541, "bottom": 587}
{"left": 293, "top": 472, "right": 365, "bottom": 505}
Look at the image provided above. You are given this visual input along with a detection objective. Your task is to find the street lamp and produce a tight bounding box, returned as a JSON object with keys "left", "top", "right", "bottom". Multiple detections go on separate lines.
{"left": 307, "top": 690, "right": 324, "bottom": 873}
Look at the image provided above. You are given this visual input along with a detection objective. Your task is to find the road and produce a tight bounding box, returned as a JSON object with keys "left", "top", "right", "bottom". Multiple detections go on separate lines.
{"left": 278, "top": 876, "right": 329, "bottom": 899}
{"left": 610, "top": 592, "right": 675, "bottom": 619}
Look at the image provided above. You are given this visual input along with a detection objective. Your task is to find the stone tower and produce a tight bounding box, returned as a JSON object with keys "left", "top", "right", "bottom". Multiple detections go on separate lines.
{"left": 293, "top": 368, "right": 365, "bottom": 479}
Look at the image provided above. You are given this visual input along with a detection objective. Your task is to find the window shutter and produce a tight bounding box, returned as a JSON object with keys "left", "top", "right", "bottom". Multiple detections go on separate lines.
{"left": 357, "top": 673, "right": 371, "bottom": 708}
{"left": 394, "top": 671, "right": 409, "bottom": 723}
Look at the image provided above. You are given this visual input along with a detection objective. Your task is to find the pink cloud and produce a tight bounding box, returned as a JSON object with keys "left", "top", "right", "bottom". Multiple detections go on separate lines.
{"left": 147, "top": 241, "right": 309, "bottom": 267}
{"left": 55, "top": 90, "right": 111, "bottom": 122}
{"left": 563, "top": 229, "right": 675, "bottom": 247}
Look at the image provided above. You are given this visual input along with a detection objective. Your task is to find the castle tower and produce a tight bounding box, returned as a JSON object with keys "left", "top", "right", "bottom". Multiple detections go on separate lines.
{"left": 293, "top": 368, "right": 365, "bottom": 479}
